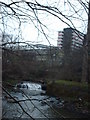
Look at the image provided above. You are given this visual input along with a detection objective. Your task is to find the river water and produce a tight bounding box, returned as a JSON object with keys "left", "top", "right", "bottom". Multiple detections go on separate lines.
{"left": 2, "top": 82, "right": 88, "bottom": 119}
{"left": 2, "top": 82, "right": 65, "bottom": 119}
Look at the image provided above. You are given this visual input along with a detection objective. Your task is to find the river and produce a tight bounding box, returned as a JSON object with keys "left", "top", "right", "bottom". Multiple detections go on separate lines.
{"left": 2, "top": 81, "right": 89, "bottom": 119}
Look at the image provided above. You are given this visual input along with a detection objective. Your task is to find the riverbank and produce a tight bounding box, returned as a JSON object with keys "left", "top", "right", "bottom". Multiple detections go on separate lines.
{"left": 46, "top": 80, "right": 90, "bottom": 117}
{"left": 46, "top": 80, "right": 89, "bottom": 98}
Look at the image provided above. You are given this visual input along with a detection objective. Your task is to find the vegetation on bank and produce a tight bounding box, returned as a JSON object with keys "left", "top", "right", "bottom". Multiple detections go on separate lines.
{"left": 46, "top": 80, "right": 89, "bottom": 109}
{"left": 47, "top": 80, "right": 89, "bottom": 97}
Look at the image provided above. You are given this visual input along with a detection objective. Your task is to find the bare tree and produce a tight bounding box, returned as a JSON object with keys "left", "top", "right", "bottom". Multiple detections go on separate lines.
{"left": 81, "top": 1, "right": 90, "bottom": 83}
{"left": 0, "top": 0, "right": 90, "bottom": 119}
{"left": 0, "top": 1, "right": 89, "bottom": 81}
{"left": 0, "top": 0, "right": 88, "bottom": 42}
{"left": 87, "top": 1, "right": 90, "bottom": 83}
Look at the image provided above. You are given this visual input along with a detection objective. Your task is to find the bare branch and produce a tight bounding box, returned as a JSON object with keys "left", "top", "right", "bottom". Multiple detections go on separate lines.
{"left": 2, "top": 86, "right": 35, "bottom": 120}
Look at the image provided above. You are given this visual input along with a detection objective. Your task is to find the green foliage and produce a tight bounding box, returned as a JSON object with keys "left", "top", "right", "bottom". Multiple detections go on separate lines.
{"left": 46, "top": 80, "right": 89, "bottom": 101}
{"left": 4, "top": 79, "right": 19, "bottom": 85}
{"left": 55, "top": 80, "right": 88, "bottom": 88}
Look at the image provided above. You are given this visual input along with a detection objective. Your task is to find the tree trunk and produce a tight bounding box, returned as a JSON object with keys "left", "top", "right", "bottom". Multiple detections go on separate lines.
{"left": 87, "top": 2, "right": 90, "bottom": 83}
{"left": 82, "top": 2, "right": 90, "bottom": 83}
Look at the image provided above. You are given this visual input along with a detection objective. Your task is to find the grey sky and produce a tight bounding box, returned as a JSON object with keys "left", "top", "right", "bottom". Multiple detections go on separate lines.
{"left": 0, "top": 0, "right": 89, "bottom": 46}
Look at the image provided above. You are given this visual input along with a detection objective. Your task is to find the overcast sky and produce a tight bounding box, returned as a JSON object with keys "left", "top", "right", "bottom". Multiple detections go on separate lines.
{"left": 0, "top": 0, "right": 89, "bottom": 46}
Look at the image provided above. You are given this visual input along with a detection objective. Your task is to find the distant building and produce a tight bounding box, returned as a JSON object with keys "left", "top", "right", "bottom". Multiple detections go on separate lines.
{"left": 57, "top": 28, "right": 84, "bottom": 50}
{"left": 57, "top": 31, "right": 64, "bottom": 49}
